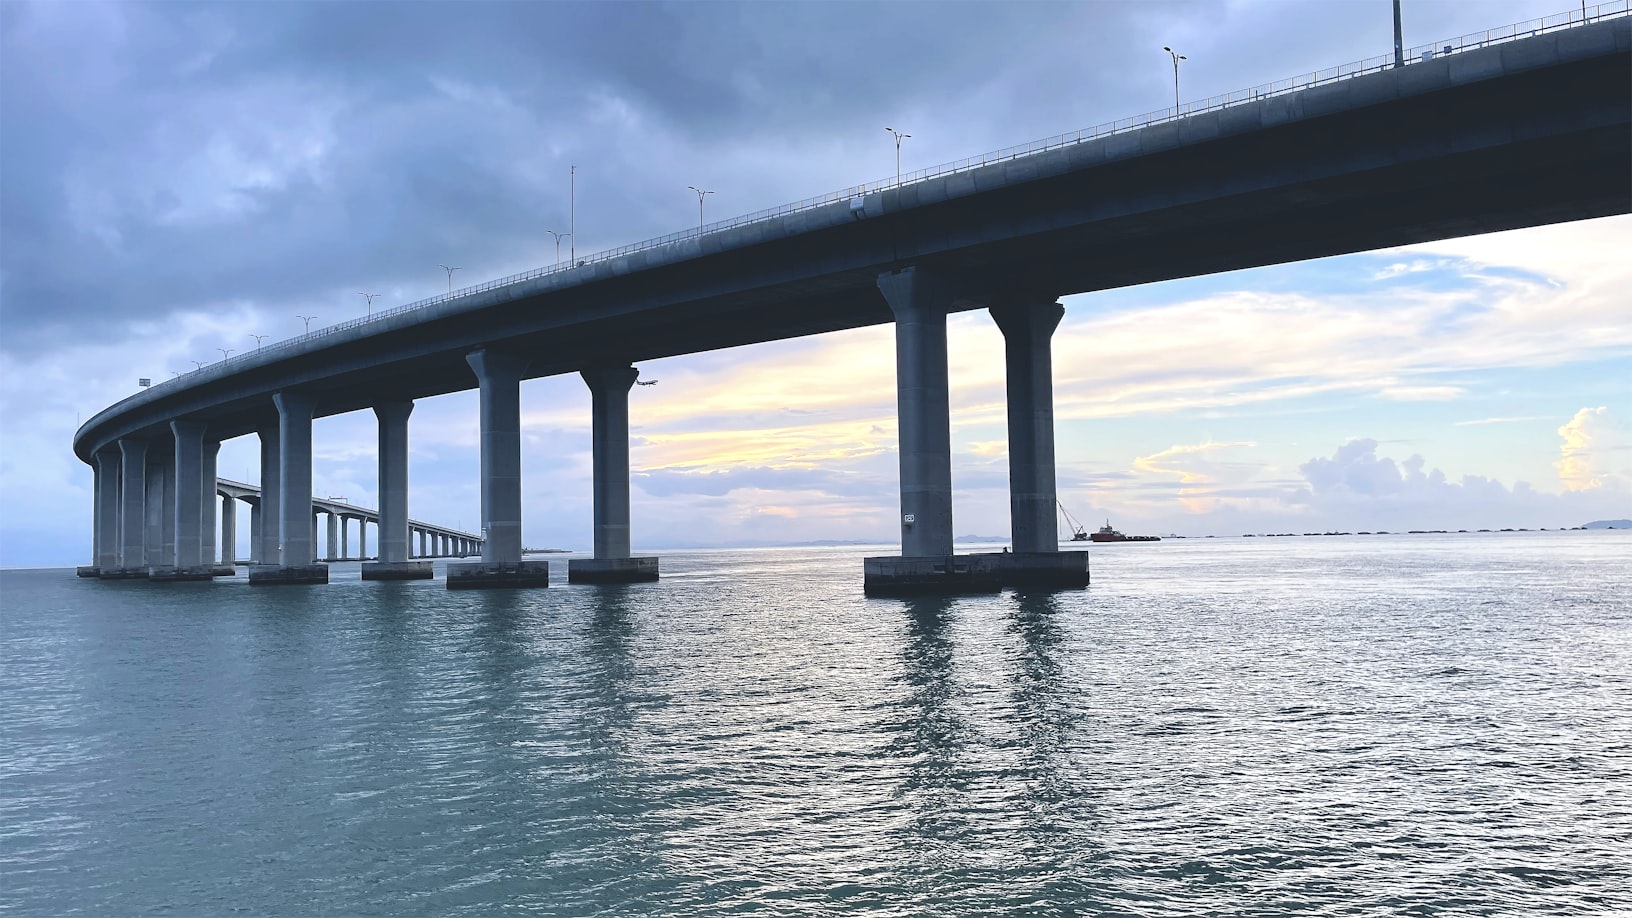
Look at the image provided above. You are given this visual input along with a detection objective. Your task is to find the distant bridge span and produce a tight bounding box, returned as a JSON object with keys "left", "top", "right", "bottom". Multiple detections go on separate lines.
{"left": 72, "top": 14, "right": 1632, "bottom": 590}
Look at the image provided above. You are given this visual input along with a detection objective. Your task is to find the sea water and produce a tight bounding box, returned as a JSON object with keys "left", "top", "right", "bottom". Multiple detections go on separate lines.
{"left": 2, "top": 532, "right": 1629, "bottom": 916}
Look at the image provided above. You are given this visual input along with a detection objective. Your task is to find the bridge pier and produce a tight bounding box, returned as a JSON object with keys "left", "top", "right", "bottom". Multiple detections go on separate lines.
{"left": 92, "top": 449, "right": 120, "bottom": 575}
{"left": 570, "top": 365, "right": 659, "bottom": 584}
{"left": 449, "top": 350, "right": 549, "bottom": 589}
{"left": 203, "top": 439, "right": 231, "bottom": 575}
{"left": 990, "top": 301, "right": 1089, "bottom": 590}
{"left": 104, "top": 438, "right": 151, "bottom": 578}
{"left": 251, "top": 392, "right": 328, "bottom": 585}
{"left": 256, "top": 424, "right": 281, "bottom": 568}
{"left": 865, "top": 268, "right": 999, "bottom": 596}
{"left": 221, "top": 495, "right": 237, "bottom": 568}
{"left": 151, "top": 420, "right": 213, "bottom": 581}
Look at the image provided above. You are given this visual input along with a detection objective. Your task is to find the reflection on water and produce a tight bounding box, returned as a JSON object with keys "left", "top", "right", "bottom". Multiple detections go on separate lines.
{"left": 1, "top": 534, "right": 1629, "bottom": 916}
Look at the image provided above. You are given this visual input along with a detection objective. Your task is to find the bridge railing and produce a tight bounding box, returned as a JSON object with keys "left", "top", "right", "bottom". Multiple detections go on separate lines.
{"left": 138, "top": 1, "right": 1629, "bottom": 401}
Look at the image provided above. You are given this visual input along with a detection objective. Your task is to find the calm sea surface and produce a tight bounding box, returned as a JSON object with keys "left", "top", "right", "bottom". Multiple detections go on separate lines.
{"left": 2, "top": 532, "right": 1629, "bottom": 917}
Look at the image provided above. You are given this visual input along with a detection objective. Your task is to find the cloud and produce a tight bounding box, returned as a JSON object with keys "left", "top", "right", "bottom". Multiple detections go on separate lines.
{"left": 1556, "top": 406, "right": 1629, "bottom": 492}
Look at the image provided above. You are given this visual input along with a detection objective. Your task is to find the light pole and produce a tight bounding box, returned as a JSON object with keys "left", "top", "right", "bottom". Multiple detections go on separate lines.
{"left": 547, "top": 229, "right": 571, "bottom": 264}
{"left": 358, "top": 292, "right": 380, "bottom": 316}
{"left": 438, "top": 263, "right": 461, "bottom": 293}
{"left": 885, "top": 127, "right": 911, "bottom": 185}
{"left": 250, "top": 333, "right": 268, "bottom": 349}
{"left": 687, "top": 186, "right": 714, "bottom": 231}
{"left": 218, "top": 347, "right": 234, "bottom": 360}
{"left": 1162, "top": 47, "right": 1187, "bottom": 114}
{"left": 191, "top": 360, "right": 206, "bottom": 370}
{"left": 570, "top": 164, "right": 576, "bottom": 263}
{"left": 1392, "top": 0, "right": 1404, "bottom": 67}
{"left": 297, "top": 314, "right": 317, "bottom": 333}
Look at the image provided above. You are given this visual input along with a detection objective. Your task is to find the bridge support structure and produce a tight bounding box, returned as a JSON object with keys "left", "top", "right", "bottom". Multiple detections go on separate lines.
{"left": 363, "top": 401, "right": 433, "bottom": 580}
{"left": 151, "top": 419, "right": 214, "bottom": 581}
{"left": 103, "top": 438, "right": 151, "bottom": 578}
{"left": 250, "top": 392, "right": 328, "bottom": 585}
{"left": 866, "top": 267, "right": 1001, "bottom": 596}
{"left": 86, "top": 449, "right": 121, "bottom": 577}
{"left": 449, "top": 349, "right": 549, "bottom": 589}
{"left": 864, "top": 270, "right": 1087, "bottom": 596}
{"left": 570, "top": 365, "right": 659, "bottom": 584}
{"left": 989, "top": 301, "right": 1089, "bottom": 589}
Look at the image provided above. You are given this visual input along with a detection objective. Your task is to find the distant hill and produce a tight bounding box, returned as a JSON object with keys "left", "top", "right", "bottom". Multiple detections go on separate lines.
{"left": 1583, "top": 519, "right": 1632, "bottom": 529}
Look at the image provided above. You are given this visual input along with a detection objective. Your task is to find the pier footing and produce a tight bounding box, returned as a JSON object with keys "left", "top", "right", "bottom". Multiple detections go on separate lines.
{"left": 98, "top": 567, "right": 150, "bottom": 580}
{"left": 984, "top": 551, "right": 1091, "bottom": 590}
{"left": 248, "top": 564, "right": 330, "bottom": 585}
{"left": 864, "top": 555, "right": 1004, "bottom": 597}
{"left": 148, "top": 565, "right": 216, "bottom": 582}
{"left": 446, "top": 560, "right": 550, "bottom": 590}
{"left": 362, "top": 561, "right": 434, "bottom": 581}
{"left": 568, "top": 557, "right": 660, "bottom": 584}
{"left": 76, "top": 566, "right": 101, "bottom": 578}
{"left": 212, "top": 565, "right": 237, "bottom": 577}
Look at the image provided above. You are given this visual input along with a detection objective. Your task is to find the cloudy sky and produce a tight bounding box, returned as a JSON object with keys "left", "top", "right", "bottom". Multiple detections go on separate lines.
{"left": 2, "top": 0, "right": 1628, "bottom": 568}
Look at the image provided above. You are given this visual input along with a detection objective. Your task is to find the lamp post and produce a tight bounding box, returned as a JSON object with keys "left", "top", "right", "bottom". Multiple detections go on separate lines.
{"left": 297, "top": 314, "right": 317, "bottom": 334}
{"left": 250, "top": 333, "right": 268, "bottom": 349}
{"left": 218, "top": 348, "right": 234, "bottom": 361}
{"left": 885, "top": 127, "right": 911, "bottom": 185}
{"left": 1162, "top": 47, "right": 1187, "bottom": 114}
{"left": 358, "top": 292, "right": 380, "bottom": 316}
{"left": 191, "top": 360, "right": 206, "bottom": 370}
{"left": 688, "top": 186, "right": 714, "bottom": 231}
{"left": 438, "top": 263, "right": 461, "bottom": 293}
{"left": 547, "top": 230, "right": 571, "bottom": 265}
{"left": 570, "top": 163, "right": 576, "bottom": 263}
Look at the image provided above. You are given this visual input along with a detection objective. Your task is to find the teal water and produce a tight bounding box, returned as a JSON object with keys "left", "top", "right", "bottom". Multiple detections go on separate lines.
{"left": 2, "top": 533, "right": 1629, "bottom": 916}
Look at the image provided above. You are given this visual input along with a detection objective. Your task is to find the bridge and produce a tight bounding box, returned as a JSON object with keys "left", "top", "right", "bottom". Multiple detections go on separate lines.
{"left": 86, "top": 477, "right": 483, "bottom": 580}
{"left": 71, "top": 11, "right": 1632, "bottom": 592}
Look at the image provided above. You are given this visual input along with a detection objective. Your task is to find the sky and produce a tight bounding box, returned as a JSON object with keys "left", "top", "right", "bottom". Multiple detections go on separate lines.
{"left": 2, "top": 0, "right": 1628, "bottom": 568}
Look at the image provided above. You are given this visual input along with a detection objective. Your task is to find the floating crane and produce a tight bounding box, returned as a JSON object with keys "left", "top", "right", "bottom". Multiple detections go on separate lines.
{"left": 1057, "top": 500, "right": 1089, "bottom": 542}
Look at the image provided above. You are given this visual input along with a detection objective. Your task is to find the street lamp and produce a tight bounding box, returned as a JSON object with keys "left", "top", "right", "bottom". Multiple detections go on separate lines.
{"left": 191, "top": 360, "right": 206, "bottom": 370}
{"left": 250, "top": 333, "right": 268, "bottom": 348}
{"left": 218, "top": 348, "right": 234, "bottom": 360}
{"left": 438, "top": 263, "right": 461, "bottom": 293}
{"left": 885, "top": 127, "right": 911, "bottom": 185}
{"left": 1162, "top": 47, "right": 1187, "bottom": 114}
{"left": 358, "top": 292, "right": 380, "bottom": 316}
{"left": 297, "top": 314, "right": 317, "bottom": 333}
{"left": 547, "top": 230, "right": 572, "bottom": 265}
{"left": 687, "top": 186, "right": 713, "bottom": 231}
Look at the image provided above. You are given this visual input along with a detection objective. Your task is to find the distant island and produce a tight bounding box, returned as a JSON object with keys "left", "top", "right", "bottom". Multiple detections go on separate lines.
{"left": 1583, "top": 519, "right": 1632, "bottom": 529}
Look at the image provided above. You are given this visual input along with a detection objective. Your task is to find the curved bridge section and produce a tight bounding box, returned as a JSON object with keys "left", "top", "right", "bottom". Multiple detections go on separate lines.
{"left": 71, "top": 16, "right": 1631, "bottom": 593}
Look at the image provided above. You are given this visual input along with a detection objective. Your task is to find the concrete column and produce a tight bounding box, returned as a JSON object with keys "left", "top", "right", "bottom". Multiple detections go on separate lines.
{"left": 161, "top": 458, "right": 176, "bottom": 566}
{"left": 202, "top": 440, "right": 220, "bottom": 566}
{"left": 581, "top": 365, "right": 639, "bottom": 559}
{"left": 117, "top": 441, "right": 149, "bottom": 573}
{"left": 877, "top": 267, "right": 956, "bottom": 557}
{"left": 171, "top": 420, "right": 208, "bottom": 571}
{"left": 373, "top": 401, "right": 413, "bottom": 563}
{"left": 311, "top": 511, "right": 320, "bottom": 563}
{"left": 273, "top": 391, "right": 319, "bottom": 568}
{"left": 94, "top": 450, "right": 121, "bottom": 571}
{"left": 340, "top": 516, "right": 350, "bottom": 560}
{"left": 258, "top": 424, "right": 282, "bottom": 565}
{"left": 992, "top": 302, "right": 1065, "bottom": 554}
{"left": 221, "top": 496, "right": 237, "bottom": 566}
{"left": 325, "top": 512, "right": 339, "bottom": 561}
{"left": 145, "top": 457, "right": 167, "bottom": 569}
{"left": 467, "top": 350, "right": 528, "bottom": 564}
{"left": 249, "top": 500, "right": 262, "bottom": 563}
{"left": 358, "top": 519, "right": 369, "bottom": 559}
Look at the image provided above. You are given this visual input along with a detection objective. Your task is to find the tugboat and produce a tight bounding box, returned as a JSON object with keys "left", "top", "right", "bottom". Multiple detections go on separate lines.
{"left": 1090, "top": 520, "right": 1161, "bottom": 543}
